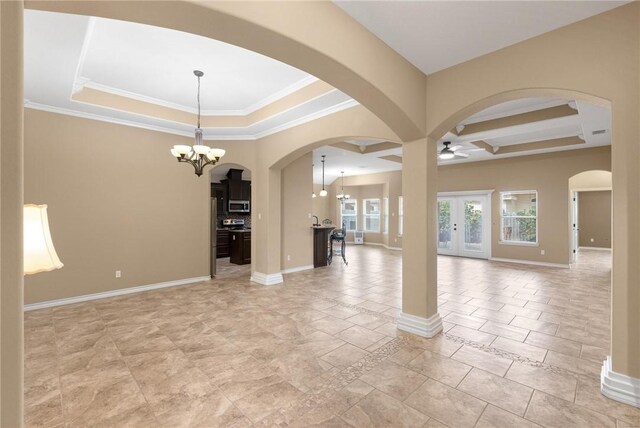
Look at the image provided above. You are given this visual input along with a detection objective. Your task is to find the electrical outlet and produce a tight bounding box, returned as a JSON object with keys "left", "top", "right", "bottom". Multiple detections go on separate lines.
{"left": 258, "top": 213, "right": 262, "bottom": 220}
{"left": 590, "top": 238, "right": 595, "bottom": 242}
{"left": 308, "top": 213, "right": 311, "bottom": 218}
{"left": 287, "top": 255, "right": 291, "bottom": 261}
{"left": 115, "top": 270, "right": 121, "bottom": 278}
{"left": 394, "top": 238, "right": 397, "bottom": 242}
{"left": 540, "top": 250, "right": 545, "bottom": 255}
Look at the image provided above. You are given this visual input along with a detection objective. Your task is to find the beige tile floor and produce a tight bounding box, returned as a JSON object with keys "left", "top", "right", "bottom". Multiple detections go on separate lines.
{"left": 24, "top": 247, "right": 640, "bottom": 427}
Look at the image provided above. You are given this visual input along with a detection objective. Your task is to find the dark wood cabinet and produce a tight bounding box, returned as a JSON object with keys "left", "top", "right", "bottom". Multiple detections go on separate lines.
{"left": 312, "top": 226, "right": 334, "bottom": 268}
{"left": 241, "top": 181, "right": 251, "bottom": 201}
{"left": 216, "top": 230, "right": 230, "bottom": 258}
{"left": 228, "top": 178, "right": 243, "bottom": 200}
{"left": 230, "top": 231, "right": 251, "bottom": 265}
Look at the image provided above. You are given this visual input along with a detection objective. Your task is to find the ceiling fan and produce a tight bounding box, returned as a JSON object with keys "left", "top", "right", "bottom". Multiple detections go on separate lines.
{"left": 438, "top": 141, "right": 469, "bottom": 160}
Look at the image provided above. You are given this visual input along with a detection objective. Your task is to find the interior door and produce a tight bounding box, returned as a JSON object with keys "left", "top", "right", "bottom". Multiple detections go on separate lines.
{"left": 437, "top": 198, "right": 457, "bottom": 255}
{"left": 437, "top": 194, "right": 489, "bottom": 259}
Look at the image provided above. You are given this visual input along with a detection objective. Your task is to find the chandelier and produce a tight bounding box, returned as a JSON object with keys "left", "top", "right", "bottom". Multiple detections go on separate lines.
{"left": 170, "top": 70, "right": 225, "bottom": 177}
{"left": 336, "top": 171, "right": 350, "bottom": 202}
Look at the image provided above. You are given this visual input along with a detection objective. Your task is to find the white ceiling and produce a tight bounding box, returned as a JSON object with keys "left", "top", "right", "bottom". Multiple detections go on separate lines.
{"left": 437, "top": 98, "right": 611, "bottom": 164}
{"left": 81, "top": 17, "right": 310, "bottom": 114}
{"left": 318, "top": 97, "right": 611, "bottom": 179}
{"left": 313, "top": 142, "right": 401, "bottom": 185}
{"left": 335, "top": 1, "right": 628, "bottom": 75}
{"left": 23, "top": 10, "right": 357, "bottom": 140}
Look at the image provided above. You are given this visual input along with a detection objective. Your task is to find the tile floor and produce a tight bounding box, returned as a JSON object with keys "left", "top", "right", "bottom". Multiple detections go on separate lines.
{"left": 24, "top": 247, "right": 640, "bottom": 427}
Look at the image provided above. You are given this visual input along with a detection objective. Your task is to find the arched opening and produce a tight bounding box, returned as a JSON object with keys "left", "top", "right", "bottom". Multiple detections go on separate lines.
{"left": 209, "top": 162, "right": 253, "bottom": 278}
{"left": 568, "top": 170, "right": 612, "bottom": 261}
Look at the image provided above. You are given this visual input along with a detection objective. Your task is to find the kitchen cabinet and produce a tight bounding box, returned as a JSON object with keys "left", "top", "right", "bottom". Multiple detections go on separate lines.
{"left": 216, "top": 230, "right": 230, "bottom": 258}
{"left": 230, "top": 230, "right": 251, "bottom": 265}
{"left": 241, "top": 181, "right": 251, "bottom": 201}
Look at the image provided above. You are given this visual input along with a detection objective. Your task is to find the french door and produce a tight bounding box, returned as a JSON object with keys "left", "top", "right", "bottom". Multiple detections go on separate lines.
{"left": 437, "top": 194, "right": 490, "bottom": 259}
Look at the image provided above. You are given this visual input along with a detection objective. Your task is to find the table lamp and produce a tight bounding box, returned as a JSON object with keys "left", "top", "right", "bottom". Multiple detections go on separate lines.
{"left": 23, "top": 204, "right": 63, "bottom": 275}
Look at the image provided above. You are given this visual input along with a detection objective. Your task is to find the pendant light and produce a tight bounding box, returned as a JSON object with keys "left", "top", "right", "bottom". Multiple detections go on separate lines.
{"left": 319, "top": 155, "right": 328, "bottom": 197}
{"left": 170, "top": 70, "right": 226, "bottom": 177}
{"left": 312, "top": 163, "right": 317, "bottom": 198}
{"left": 336, "top": 171, "right": 350, "bottom": 202}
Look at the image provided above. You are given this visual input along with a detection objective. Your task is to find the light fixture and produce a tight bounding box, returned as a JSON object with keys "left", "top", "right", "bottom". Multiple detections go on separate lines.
{"left": 312, "top": 163, "right": 317, "bottom": 198}
{"left": 319, "top": 155, "right": 328, "bottom": 197}
{"left": 336, "top": 171, "right": 350, "bottom": 202}
{"left": 23, "top": 204, "right": 63, "bottom": 275}
{"left": 439, "top": 141, "right": 455, "bottom": 160}
{"left": 170, "top": 70, "right": 225, "bottom": 177}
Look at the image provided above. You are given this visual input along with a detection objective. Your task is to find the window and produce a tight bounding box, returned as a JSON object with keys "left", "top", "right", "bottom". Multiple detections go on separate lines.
{"left": 398, "top": 196, "right": 404, "bottom": 236}
{"left": 500, "top": 191, "right": 537, "bottom": 244}
{"left": 341, "top": 199, "right": 357, "bottom": 231}
{"left": 364, "top": 199, "right": 381, "bottom": 232}
{"left": 383, "top": 197, "right": 389, "bottom": 234}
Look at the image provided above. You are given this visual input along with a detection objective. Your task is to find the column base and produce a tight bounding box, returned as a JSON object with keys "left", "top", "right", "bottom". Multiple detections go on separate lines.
{"left": 250, "top": 271, "right": 284, "bottom": 286}
{"left": 397, "top": 312, "right": 443, "bottom": 338}
{"left": 601, "top": 356, "right": 640, "bottom": 408}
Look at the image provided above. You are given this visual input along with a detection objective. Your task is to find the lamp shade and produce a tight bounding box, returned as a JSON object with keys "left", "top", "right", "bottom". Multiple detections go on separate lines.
{"left": 23, "top": 204, "right": 63, "bottom": 275}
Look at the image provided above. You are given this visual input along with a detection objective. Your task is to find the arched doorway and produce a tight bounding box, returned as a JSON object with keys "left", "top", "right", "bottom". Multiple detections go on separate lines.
{"left": 209, "top": 163, "right": 253, "bottom": 278}
{"left": 568, "top": 170, "right": 612, "bottom": 263}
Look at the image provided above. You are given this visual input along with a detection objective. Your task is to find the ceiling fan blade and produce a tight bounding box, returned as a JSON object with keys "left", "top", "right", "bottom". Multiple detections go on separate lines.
{"left": 454, "top": 152, "right": 470, "bottom": 158}
{"left": 450, "top": 145, "right": 463, "bottom": 151}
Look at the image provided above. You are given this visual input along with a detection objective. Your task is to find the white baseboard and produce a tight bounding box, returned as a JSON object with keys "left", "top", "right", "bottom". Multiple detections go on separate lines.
{"left": 601, "top": 356, "right": 640, "bottom": 408}
{"left": 250, "top": 271, "right": 284, "bottom": 285}
{"left": 579, "top": 246, "right": 612, "bottom": 251}
{"left": 344, "top": 241, "right": 402, "bottom": 251}
{"left": 23, "top": 276, "right": 211, "bottom": 312}
{"left": 281, "top": 265, "right": 314, "bottom": 274}
{"left": 489, "top": 257, "right": 570, "bottom": 269}
{"left": 397, "top": 312, "right": 443, "bottom": 338}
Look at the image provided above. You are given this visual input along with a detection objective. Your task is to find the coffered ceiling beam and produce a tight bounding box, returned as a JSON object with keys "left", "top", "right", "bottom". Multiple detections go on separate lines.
{"left": 457, "top": 104, "right": 577, "bottom": 136}
{"left": 331, "top": 141, "right": 402, "bottom": 155}
{"left": 379, "top": 155, "right": 403, "bottom": 163}
{"left": 470, "top": 140, "right": 496, "bottom": 154}
{"left": 495, "top": 136, "right": 585, "bottom": 154}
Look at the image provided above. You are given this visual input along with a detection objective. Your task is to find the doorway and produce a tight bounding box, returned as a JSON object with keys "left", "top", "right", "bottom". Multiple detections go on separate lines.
{"left": 437, "top": 192, "right": 491, "bottom": 259}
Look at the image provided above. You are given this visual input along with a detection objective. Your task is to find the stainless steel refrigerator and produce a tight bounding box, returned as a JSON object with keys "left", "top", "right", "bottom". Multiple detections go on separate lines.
{"left": 210, "top": 197, "right": 217, "bottom": 278}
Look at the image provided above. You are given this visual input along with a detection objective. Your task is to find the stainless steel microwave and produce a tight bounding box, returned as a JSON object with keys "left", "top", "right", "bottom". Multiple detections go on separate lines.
{"left": 228, "top": 200, "right": 250, "bottom": 213}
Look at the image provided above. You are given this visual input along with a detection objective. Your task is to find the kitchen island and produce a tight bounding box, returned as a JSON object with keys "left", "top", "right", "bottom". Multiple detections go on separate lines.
{"left": 229, "top": 230, "right": 251, "bottom": 265}
{"left": 311, "top": 225, "right": 335, "bottom": 267}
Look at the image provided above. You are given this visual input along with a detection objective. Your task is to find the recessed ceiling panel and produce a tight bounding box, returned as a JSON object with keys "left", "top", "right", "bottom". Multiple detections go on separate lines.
{"left": 81, "top": 17, "right": 310, "bottom": 112}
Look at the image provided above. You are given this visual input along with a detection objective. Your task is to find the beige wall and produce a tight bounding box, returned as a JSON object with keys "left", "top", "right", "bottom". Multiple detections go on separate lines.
{"left": 334, "top": 171, "right": 404, "bottom": 248}
{"left": 415, "top": 3, "right": 639, "bottom": 377}
{"left": 1, "top": 1, "right": 24, "bottom": 424}
{"left": 439, "top": 147, "right": 611, "bottom": 265}
{"left": 281, "top": 153, "right": 313, "bottom": 270}
{"left": 311, "top": 183, "right": 334, "bottom": 223}
{"left": 23, "top": 109, "right": 213, "bottom": 303}
{"left": 569, "top": 170, "right": 612, "bottom": 191}
{"left": 578, "top": 191, "right": 612, "bottom": 249}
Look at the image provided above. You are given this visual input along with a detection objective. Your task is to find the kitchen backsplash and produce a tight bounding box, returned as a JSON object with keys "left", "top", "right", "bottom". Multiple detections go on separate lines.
{"left": 217, "top": 212, "right": 251, "bottom": 228}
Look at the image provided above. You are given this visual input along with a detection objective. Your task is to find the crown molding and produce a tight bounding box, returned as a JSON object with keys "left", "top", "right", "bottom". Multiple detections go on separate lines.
{"left": 74, "top": 75, "right": 319, "bottom": 117}
{"left": 254, "top": 98, "right": 359, "bottom": 139}
{"left": 24, "top": 97, "right": 359, "bottom": 141}
{"left": 71, "top": 17, "right": 96, "bottom": 95}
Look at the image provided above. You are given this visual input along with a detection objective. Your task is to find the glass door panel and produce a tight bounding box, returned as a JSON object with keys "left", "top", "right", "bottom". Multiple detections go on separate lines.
{"left": 462, "top": 199, "right": 484, "bottom": 256}
{"left": 437, "top": 198, "right": 457, "bottom": 255}
{"left": 437, "top": 194, "right": 489, "bottom": 259}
